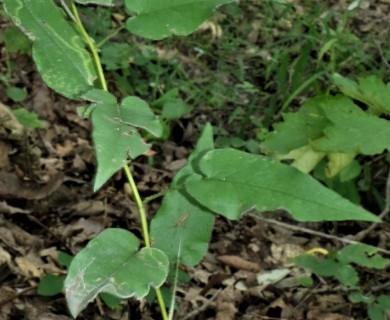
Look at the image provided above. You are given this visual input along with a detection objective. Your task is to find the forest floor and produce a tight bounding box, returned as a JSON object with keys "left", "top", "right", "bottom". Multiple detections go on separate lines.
{"left": 0, "top": 1, "right": 390, "bottom": 319}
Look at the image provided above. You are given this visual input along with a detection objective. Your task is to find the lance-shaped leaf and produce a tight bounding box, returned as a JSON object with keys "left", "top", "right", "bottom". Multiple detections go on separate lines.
{"left": 125, "top": 0, "right": 234, "bottom": 40}
{"left": 75, "top": 0, "right": 115, "bottom": 5}
{"left": 3, "top": 0, "right": 96, "bottom": 99}
{"left": 333, "top": 73, "right": 390, "bottom": 115}
{"left": 151, "top": 124, "right": 215, "bottom": 266}
{"left": 65, "top": 228, "right": 169, "bottom": 318}
{"left": 184, "top": 149, "right": 379, "bottom": 222}
{"left": 89, "top": 91, "right": 162, "bottom": 191}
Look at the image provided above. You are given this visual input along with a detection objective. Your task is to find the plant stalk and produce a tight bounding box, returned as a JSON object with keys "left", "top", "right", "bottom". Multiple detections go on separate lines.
{"left": 69, "top": 0, "right": 107, "bottom": 91}
{"left": 69, "top": 2, "right": 168, "bottom": 319}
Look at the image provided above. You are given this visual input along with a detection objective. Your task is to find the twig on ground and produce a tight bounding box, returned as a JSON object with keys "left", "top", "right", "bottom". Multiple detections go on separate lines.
{"left": 250, "top": 215, "right": 390, "bottom": 256}
{"left": 353, "top": 167, "right": 390, "bottom": 242}
{"left": 374, "top": 41, "right": 390, "bottom": 71}
{"left": 0, "top": 285, "right": 36, "bottom": 307}
{"left": 182, "top": 289, "right": 221, "bottom": 320}
{"left": 372, "top": 280, "right": 390, "bottom": 292}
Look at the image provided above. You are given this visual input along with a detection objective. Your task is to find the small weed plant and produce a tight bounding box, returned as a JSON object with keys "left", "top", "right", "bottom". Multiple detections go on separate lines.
{"left": 3, "top": 0, "right": 389, "bottom": 319}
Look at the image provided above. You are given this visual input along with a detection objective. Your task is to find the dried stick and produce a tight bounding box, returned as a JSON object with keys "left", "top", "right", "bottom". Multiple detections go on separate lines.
{"left": 250, "top": 215, "right": 390, "bottom": 256}
{"left": 182, "top": 289, "right": 221, "bottom": 320}
{"left": 353, "top": 167, "right": 390, "bottom": 242}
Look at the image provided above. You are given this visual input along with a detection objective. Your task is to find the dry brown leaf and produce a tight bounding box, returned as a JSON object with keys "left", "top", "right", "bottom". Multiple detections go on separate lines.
{"left": 215, "top": 287, "right": 239, "bottom": 320}
{"left": 0, "top": 171, "right": 64, "bottom": 200}
{"left": 15, "top": 256, "right": 42, "bottom": 278}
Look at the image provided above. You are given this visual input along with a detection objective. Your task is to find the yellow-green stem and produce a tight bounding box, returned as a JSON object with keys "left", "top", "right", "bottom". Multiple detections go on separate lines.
{"left": 70, "top": 0, "right": 107, "bottom": 91}
{"left": 69, "top": 2, "right": 168, "bottom": 319}
{"left": 123, "top": 165, "right": 151, "bottom": 247}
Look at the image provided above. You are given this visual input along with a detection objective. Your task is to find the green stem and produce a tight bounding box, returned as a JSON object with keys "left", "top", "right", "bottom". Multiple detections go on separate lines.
{"left": 143, "top": 192, "right": 166, "bottom": 206}
{"left": 123, "top": 165, "right": 151, "bottom": 247}
{"left": 69, "top": 0, "right": 107, "bottom": 91}
{"left": 96, "top": 25, "right": 125, "bottom": 48}
{"left": 280, "top": 72, "right": 325, "bottom": 113}
{"left": 69, "top": 2, "right": 168, "bottom": 319}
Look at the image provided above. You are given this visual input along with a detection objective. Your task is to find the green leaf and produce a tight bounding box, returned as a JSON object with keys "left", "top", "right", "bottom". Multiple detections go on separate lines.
{"left": 293, "top": 255, "right": 359, "bottom": 288}
{"left": 12, "top": 108, "right": 42, "bottom": 129}
{"left": 6, "top": 87, "right": 27, "bottom": 102}
{"left": 377, "top": 295, "right": 390, "bottom": 311}
{"left": 120, "top": 97, "right": 162, "bottom": 137}
{"left": 3, "top": 0, "right": 96, "bottom": 99}
{"left": 3, "top": 25, "right": 31, "bottom": 53}
{"left": 75, "top": 0, "right": 115, "bottom": 6}
{"left": 161, "top": 99, "right": 193, "bottom": 120}
{"left": 37, "top": 274, "right": 65, "bottom": 296}
{"left": 100, "top": 42, "right": 135, "bottom": 71}
{"left": 99, "top": 292, "right": 121, "bottom": 309}
{"left": 294, "top": 255, "right": 340, "bottom": 277}
{"left": 58, "top": 251, "right": 73, "bottom": 268}
{"left": 151, "top": 124, "right": 215, "bottom": 266}
{"left": 260, "top": 97, "right": 330, "bottom": 155}
{"left": 82, "top": 89, "right": 117, "bottom": 105}
{"left": 348, "top": 291, "right": 375, "bottom": 304}
{"left": 312, "top": 97, "right": 390, "bottom": 155}
{"left": 64, "top": 228, "right": 169, "bottom": 318}
{"left": 368, "top": 304, "right": 385, "bottom": 320}
{"left": 333, "top": 73, "right": 390, "bottom": 115}
{"left": 125, "top": 0, "right": 234, "bottom": 40}
{"left": 91, "top": 95, "right": 162, "bottom": 191}
{"left": 184, "top": 148, "right": 379, "bottom": 222}
{"left": 151, "top": 190, "right": 215, "bottom": 266}
{"left": 336, "top": 244, "right": 390, "bottom": 269}
{"left": 334, "top": 263, "right": 359, "bottom": 288}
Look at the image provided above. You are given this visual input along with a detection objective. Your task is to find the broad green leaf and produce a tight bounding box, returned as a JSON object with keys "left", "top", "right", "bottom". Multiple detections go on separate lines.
{"left": 125, "top": 0, "right": 234, "bottom": 40}
{"left": 58, "top": 251, "right": 73, "bottom": 268}
{"left": 348, "top": 291, "right": 375, "bottom": 304}
{"left": 151, "top": 124, "right": 215, "bottom": 266}
{"left": 161, "top": 99, "right": 193, "bottom": 120}
{"left": 3, "top": 0, "right": 96, "bottom": 99}
{"left": 75, "top": 0, "right": 115, "bottom": 6}
{"left": 377, "top": 295, "right": 390, "bottom": 311}
{"left": 334, "top": 263, "right": 359, "bottom": 288}
{"left": 262, "top": 95, "right": 390, "bottom": 162}
{"left": 91, "top": 95, "right": 162, "bottom": 191}
{"left": 6, "top": 86, "right": 27, "bottom": 102}
{"left": 37, "top": 274, "right": 65, "bottom": 296}
{"left": 99, "top": 292, "right": 121, "bottom": 309}
{"left": 313, "top": 97, "right": 390, "bottom": 155}
{"left": 82, "top": 89, "right": 117, "bottom": 105}
{"left": 184, "top": 149, "right": 379, "bottom": 222}
{"left": 260, "top": 97, "right": 331, "bottom": 155}
{"left": 151, "top": 190, "right": 214, "bottom": 266}
{"left": 13, "top": 108, "right": 42, "bottom": 129}
{"left": 294, "top": 255, "right": 359, "bottom": 288}
{"left": 120, "top": 97, "right": 162, "bottom": 137}
{"left": 294, "top": 255, "right": 340, "bottom": 277}
{"left": 333, "top": 73, "right": 390, "bottom": 115}
{"left": 368, "top": 305, "right": 385, "bottom": 320}
{"left": 336, "top": 244, "right": 390, "bottom": 269}
{"left": 65, "top": 228, "right": 169, "bottom": 318}
{"left": 3, "top": 25, "right": 31, "bottom": 53}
